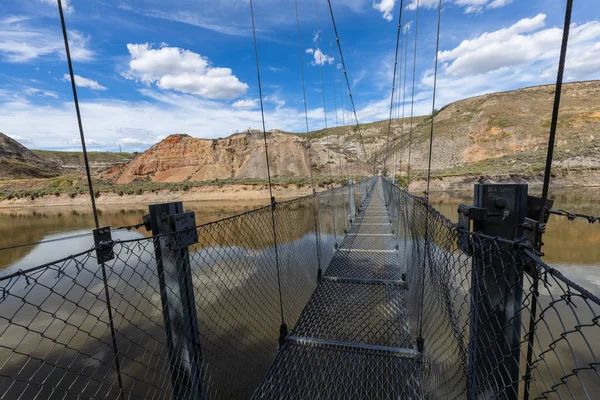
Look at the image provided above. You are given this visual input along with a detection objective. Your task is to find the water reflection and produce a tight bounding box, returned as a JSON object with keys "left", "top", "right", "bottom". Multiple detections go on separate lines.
{"left": 0, "top": 201, "right": 264, "bottom": 269}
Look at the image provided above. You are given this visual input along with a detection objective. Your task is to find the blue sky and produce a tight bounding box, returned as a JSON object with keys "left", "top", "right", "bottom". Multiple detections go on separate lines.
{"left": 1, "top": 0, "right": 599, "bottom": 152}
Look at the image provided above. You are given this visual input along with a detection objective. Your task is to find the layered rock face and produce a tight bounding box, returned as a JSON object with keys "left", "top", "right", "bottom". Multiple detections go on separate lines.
{"left": 111, "top": 131, "right": 371, "bottom": 184}
{"left": 0, "top": 132, "right": 60, "bottom": 178}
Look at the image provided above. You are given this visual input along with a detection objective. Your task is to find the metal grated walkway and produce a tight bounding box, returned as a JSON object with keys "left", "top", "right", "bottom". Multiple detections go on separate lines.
{"left": 253, "top": 179, "right": 421, "bottom": 399}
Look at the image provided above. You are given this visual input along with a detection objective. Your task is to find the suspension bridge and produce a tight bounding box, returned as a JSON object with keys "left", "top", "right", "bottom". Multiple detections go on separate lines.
{"left": 1, "top": 0, "right": 599, "bottom": 399}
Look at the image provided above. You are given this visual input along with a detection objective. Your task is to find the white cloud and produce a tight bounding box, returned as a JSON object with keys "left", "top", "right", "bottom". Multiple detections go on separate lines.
{"left": 232, "top": 99, "right": 259, "bottom": 109}
{"left": 264, "top": 93, "right": 286, "bottom": 109}
{"left": 305, "top": 48, "right": 334, "bottom": 66}
{"left": 373, "top": 0, "right": 395, "bottom": 21}
{"left": 439, "top": 14, "right": 600, "bottom": 78}
{"left": 124, "top": 43, "right": 248, "bottom": 100}
{"left": 488, "top": 0, "right": 513, "bottom": 9}
{"left": 0, "top": 18, "right": 94, "bottom": 63}
{"left": 25, "top": 88, "right": 59, "bottom": 99}
{"left": 63, "top": 138, "right": 105, "bottom": 147}
{"left": 455, "top": 0, "right": 488, "bottom": 14}
{"left": 406, "top": 0, "right": 440, "bottom": 11}
{"left": 5, "top": 133, "right": 33, "bottom": 145}
{"left": 406, "top": 0, "right": 512, "bottom": 13}
{"left": 62, "top": 74, "right": 108, "bottom": 91}
{"left": 353, "top": 69, "right": 368, "bottom": 87}
{"left": 40, "top": 0, "right": 74, "bottom": 13}
{"left": 0, "top": 88, "right": 331, "bottom": 152}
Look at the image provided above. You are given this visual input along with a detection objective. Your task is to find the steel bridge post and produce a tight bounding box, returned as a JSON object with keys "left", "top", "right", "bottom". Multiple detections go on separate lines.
{"left": 348, "top": 180, "right": 356, "bottom": 223}
{"left": 463, "top": 184, "right": 527, "bottom": 400}
{"left": 147, "top": 202, "right": 206, "bottom": 400}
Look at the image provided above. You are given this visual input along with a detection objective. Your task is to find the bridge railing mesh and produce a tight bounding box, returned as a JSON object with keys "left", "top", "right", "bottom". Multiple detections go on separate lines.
{"left": 382, "top": 177, "right": 599, "bottom": 400}
{"left": 0, "top": 177, "right": 376, "bottom": 400}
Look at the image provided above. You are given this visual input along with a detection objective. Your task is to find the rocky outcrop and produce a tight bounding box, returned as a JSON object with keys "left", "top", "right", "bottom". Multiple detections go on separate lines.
{"left": 0, "top": 132, "right": 60, "bottom": 178}
{"left": 109, "top": 131, "right": 371, "bottom": 184}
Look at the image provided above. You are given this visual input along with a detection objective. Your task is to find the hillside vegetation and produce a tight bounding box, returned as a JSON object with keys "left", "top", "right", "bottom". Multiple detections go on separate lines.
{"left": 1, "top": 81, "right": 600, "bottom": 200}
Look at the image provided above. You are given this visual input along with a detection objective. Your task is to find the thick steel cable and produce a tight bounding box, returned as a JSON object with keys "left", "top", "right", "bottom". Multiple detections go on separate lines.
{"left": 391, "top": 17, "right": 405, "bottom": 182}
{"left": 424, "top": 0, "right": 442, "bottom": 202}
{"left": 249, "top": 0, "right": 286, "bottom": 331}
{"left": 396, "top": 16, "right": 410, "bottom": 184}
{"left": 295, "top": 0, "right": 323, "bottom": 277}
{"left": 406, "top": 0, "right": 420, "bottom": 188}
{"left": 57, "top": 2, "right": 124, "bottom": 398}
{"left": 525, "top": 2, "right": 574, "bottom": 399}
{"left": 325, "top": 0, "right": 371, "bottom": 174}
{"left": 327, "top": 31, "right": 341, "bottom": 244}
{"left": 418, "top": 0, "right": 442, "bottom": 355}
{"left": 341, "top": 79, "right": 351, "bottom": 180}
{"left": 331, "top": 38, "right": 346, "bottom": 182}
{"left": 384, "top": 0, "right": 405, "bottom": 174}
{"left": 315, "top": 0, "right": 333, "bottom": 184}
{"left": 0, "top": 232, "right": 94, "bottom": 252}
{"left": 539, "top": 0, "right": 574, "bottom": 221}
{"left": 57, "top": 1, "right": 99, "bottom": 230}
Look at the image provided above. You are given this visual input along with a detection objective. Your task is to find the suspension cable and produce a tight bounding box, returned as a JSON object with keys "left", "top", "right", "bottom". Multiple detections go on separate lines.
{"left": 425, "top": 0, "right": 443, "bottom": 203}
{"left": 315, "top": 0, "right": 333, "bottom": 185}
{"left": 526, "top": 2, "right": 574, "bottom": 399}
{"left": 295, "top": 0, "right": 323, "bottom": 278}
{"left": 249, "top": 0, "right": 287, "bottom": 332}
{"left": 57, "top": 0, "right": 99, "bottom": 230}
{"left": 57, "top": 2, "right": 124, "bottom": 398}
{"left": 326, "top": 0, "right": 371, "bottom": 174}
{"left": 396, "top": 15, "right": 410, "bottom": 184}
{"left": 341, "top": 78, "right": 351, "bottom": 180}
{"left": 295, "top": 0, "right": 317, "bottom": 193}
{"left": 331, "top": 39, "right": 346, "bottom": 183}
{"left": 406, "top": 0, "right": 420, "bottom": 188}
{"left": 538, "top": 0, "right": 574, "bottom": 222}
{"left": 384, "top": 0, "right": 405, "bottom": 174}
{"left": 417, "top": 0, "right": 442, "bottom": 358}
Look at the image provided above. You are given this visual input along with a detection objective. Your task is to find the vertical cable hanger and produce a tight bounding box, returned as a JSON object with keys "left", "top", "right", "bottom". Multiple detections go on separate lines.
{"left": 294, "top": 0, "right": 323, "bottom": 279}
{"left": 424, "top": 0, "right": 443, "bottom": 203}
{"left": 326, "top": 0, "right": 372, "bottom": 175}
{"left": 249, "top": 0, "right": 287, "bottom": 342}
{"left": 538, "top": 0, "right": 573, "bottom": 220}
{"left": 56, "top": 1, "right": 124, "bottom": 398}
{"left": 417, "top": 0, "right": 442, "bottom": 361}
{"left": 406, "top": 0, "right": 421, "bottom": 189}
{"left": 384, "top": 0, "right": 405, "bottom": 175}
{"left": 395, "top": 14, "right": 410, "bottom": 183}
{"left": 315, "top": 0, "right": 333, "bottom": 184}
{"left": 57, "top": 0, "right": 99, "bottom": 229}
{"left": 331, "top": 37, "right": 346, "bottom": 183}
{"left": 524, "top": 2, "right": 574, "bottom": 399}
{"left": 391, "top": 20, "right": 404, "bottom": 182}
{"left": 341, "top": 78, "right": 351, "bottom": 180}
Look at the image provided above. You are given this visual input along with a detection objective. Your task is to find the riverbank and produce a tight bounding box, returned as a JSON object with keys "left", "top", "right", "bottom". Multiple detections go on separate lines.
{"left": 0, "top": 183, "right": 317, "bottom": 211}
{"left": 408, "top": 169, "right": 600, "bottom": 194}
{"left": 2, "top": 169, "right": 600, "bottom": 210}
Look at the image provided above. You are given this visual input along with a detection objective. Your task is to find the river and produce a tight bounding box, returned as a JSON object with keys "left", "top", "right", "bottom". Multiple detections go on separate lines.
{"left": 2, "top": 189, "right": 599, "bottom": 286}
{"left": 0, "top": 188, "right": 598, "bottom": 398}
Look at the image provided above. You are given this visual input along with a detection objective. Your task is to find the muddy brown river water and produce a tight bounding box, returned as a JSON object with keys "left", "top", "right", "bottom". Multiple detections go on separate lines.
{"left": 0, "top": 188, "right": 598, "bottom": 398}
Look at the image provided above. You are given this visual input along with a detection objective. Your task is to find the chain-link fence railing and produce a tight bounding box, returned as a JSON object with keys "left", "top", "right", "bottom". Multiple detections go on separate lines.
{"left": 0, "top": 177, "right": 376, "bottom": 400}
{"left": 382, "top": 177, "right": 600, "bottom": 400}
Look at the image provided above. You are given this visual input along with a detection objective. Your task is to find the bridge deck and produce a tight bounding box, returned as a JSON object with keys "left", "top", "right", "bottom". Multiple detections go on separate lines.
{"left": 253, "top": 179, "right": 422, "bottom": 399}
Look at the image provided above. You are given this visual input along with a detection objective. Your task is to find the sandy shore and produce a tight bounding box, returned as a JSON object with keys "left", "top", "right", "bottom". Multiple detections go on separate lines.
{"left": 0, "top": 184, "right": 316, "bottom": 212}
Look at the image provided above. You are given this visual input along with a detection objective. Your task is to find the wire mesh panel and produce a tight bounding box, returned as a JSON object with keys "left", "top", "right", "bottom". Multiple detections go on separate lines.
{"left": 0, "top": 240, "right": 178, "bottom": 400}
{"left": 4, "top": 176, "right": 595, "bottom": 399}
{"left": 382, "top": 177, "right": 600, "bottom": 400}
{"left": 254, "top": 177, "right": 413, "bottom": 399}
{"left": 0, "top": 178, "right": 376, "bottom": 400}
